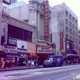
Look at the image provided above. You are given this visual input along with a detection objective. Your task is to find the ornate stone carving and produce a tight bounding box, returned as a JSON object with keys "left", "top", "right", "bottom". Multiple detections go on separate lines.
{"left": 32, "top": 32, "right": 37, "bottom": 43}
{"left": 2, "top": 22, "right": 8, "bottom": 45}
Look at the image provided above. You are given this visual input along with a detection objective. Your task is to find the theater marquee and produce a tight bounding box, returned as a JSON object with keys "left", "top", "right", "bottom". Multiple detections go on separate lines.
{"left": 36, "top": 45, "right": 53, "bottom": 54}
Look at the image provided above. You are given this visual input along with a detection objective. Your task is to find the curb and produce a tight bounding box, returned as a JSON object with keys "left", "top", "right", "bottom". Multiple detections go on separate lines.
{"left": 0, "top": 66, "right": 43, "bottom": 72}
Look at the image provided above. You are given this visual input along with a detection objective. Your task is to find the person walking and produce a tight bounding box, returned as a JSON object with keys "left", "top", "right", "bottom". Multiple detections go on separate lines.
{"left": 27, "top": 60, "right": 31, "bottom": 68}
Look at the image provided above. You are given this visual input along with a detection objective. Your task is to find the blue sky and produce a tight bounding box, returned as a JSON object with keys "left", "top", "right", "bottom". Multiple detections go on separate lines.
{"left": 17, "top": 0, "right": 80, "bottom": 27}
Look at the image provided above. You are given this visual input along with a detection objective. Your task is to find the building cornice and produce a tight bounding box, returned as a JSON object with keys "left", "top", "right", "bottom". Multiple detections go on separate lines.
{"left": 2, "top": 14, "right": 37, "bottom": 33}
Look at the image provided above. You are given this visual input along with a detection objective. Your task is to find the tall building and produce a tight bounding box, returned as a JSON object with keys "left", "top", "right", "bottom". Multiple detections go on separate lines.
{"left": 9, "top": 0, "right": 54, "bottom": 64}
{"left": 0, "top": 0, "right": 37, "bottom": 65}
{"left": 78, "top": 29, "right": 80, "bottom": 51}
{"left": 9, "top": 0, "right": 52, "bottom": 44}
{"left": 51, "top": 3, "right": 79, "bottom": 55}
{"left": 4, "top": 1, "right": 79, "bottom": 55}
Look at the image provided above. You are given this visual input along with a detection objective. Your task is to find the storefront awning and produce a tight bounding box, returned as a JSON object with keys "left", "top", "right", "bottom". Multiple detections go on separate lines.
{"left": 17, "top": 52, "right": 29, "bottom": 55}
{"left": 77, "top": 52, "right": 80, "bottom": 57}
{"left": 66, "top": 54, "right": 77, "bottom": 56}
{"left": 4, "top": 53, "right": 19, "bottom": 57}
{"left": 29, "top": 53, "right": 36, "bottom": 57}
{"left": 73, "top": 50, "right": 77, "bottom": 54}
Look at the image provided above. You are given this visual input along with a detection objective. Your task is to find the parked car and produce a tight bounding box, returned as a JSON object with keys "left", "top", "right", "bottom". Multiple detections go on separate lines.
{"left": 43, "top": 55, "right": 64, "bottom": 67}
{"left": 43, "top": 59, "right": 54, "bottom": 67}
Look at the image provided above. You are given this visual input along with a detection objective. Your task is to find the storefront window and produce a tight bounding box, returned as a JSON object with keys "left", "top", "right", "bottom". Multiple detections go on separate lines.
{"left": 8, "top": 25, "right": 32, "bottom": 42}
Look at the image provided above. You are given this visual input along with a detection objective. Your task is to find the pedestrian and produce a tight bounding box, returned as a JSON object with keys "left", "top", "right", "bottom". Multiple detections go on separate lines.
{"left": 27, "top": 60, "right": 31, "bottom": 68}
{"left": 11, "top": 58, "right": 15, "bottom": 67}
{"left": 31, "top": 60, "right": 34, "bottom": 66}
{"left": 34, "top": 60, "right": 38, "bottom": 66}
{"left": 1, "top": 58, "right": 5, "bottom": 69}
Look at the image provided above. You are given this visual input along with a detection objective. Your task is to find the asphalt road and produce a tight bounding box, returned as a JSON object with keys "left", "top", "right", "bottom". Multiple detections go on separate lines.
{"left": 0, "top": 65, "right": 80, "bottom": 80}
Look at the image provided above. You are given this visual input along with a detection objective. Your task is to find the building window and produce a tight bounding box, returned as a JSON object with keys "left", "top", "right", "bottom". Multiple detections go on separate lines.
{"left": 73, "top": 31, "right": 74, "bottom": 35}
{"left": 66, "top": 19, "right": 68, "bottom": 24}
{"left": 73, "top": 24, "right": 74, "bottom": 29}
{"left": 8, "top": 25, "right": 32, "bottom": 42}
{"left": 71, "top": 23, "right": 72, "bottom": 27}
{"left": 73, "top": 44, "right": 75, "bottom": 49}
{"left": 79, "top": 41, "right": 80, "bottom": 44}
{"left": 79, "top": 35, "right": 80, "bottom": 38}
{"left": 10, "top": 0, "right": 17, "bottom": 3}
{"left": 76, "top": 39, "right": 78, "bottom": 43}
{"left": 3, "top": 0, "right": 17, "bottom": 4}
{"left": 3, "top": 0, "right": 10, "bottom": 4}
{"left": 73, "top": 37, "right": 75, "bottom": 42}
{"left": 17, "top": 28, "right": 24, "bottom": 39}
{"left": 66, "top": 34, "right": 68, "bottom": 39}
{"left": 76, "top": 33, "right": 77, "bottom": 37}
{"left": 76, "top": 45, "right": 78, "bottom": 50}
{"left": 79, "top": 30, "right": 80, "bottom": 34}
{"left": 66, "top": 26, "right": 68, "bottom": 32}
{"left": 69, "top": 14, "right": 71, "bottom": 20}
{"left": 76, "top": 20, "right": 78, "bottom": 24}
{"left": 73, "top": 17, "right": 74, "bottom": 22}
{"left": 70, "top": 36, "right": 72, "bottom": 40}
{"left": 69, "top": 22, "right": 71, "bottom": 27}
{"left": 79, "top": 48, "right": 80, "bottom": 51}
{"left": 65, "top": 11, "right": 68, "bottom": 17}
{"left": 76, "top": 26, "right": 77, "bottom": 30}
{"left": 70, "top": 29, "right": 72, "bottom": 34}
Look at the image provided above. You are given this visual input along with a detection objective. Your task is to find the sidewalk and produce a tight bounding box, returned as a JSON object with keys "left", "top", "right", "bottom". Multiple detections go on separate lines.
{"left": 0, "top": 65, "right": 43, "bottom": 72}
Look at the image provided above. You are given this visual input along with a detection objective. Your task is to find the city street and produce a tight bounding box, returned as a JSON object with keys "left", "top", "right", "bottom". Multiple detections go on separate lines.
{"left": 0, "top": 65, "right": 80, "bottom": 80}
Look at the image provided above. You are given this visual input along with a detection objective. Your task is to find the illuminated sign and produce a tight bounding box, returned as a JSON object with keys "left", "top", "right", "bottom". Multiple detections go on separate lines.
{"left": 44, "top": 0, "right": 49, "bottom": 37}
{"left": 17, "top": 40, "right": 27, "bottom": 53}
{"left": 60, "top": 32, "right": 63, "bottom": 50}
{"left": 37, "top": 45, "right": 53, "bottom": 54}
{"left": 65, "top": 39, "right": 73, "bottom": 53}
{"left": 8, "top": 37, "right": 17, "bottom": 46}
{"left": 3, "top": 45, "right": 17, "bottom": 53}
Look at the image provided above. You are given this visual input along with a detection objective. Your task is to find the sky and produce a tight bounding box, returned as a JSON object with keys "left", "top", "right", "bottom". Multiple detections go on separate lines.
{"left": 17, "top": 0, "right": 80, "bottom": 28}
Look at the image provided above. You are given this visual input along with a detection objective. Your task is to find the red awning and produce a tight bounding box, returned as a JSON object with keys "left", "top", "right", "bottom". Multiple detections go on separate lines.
{"left": 77, "top": 52, "right": 80, "bottom": 57}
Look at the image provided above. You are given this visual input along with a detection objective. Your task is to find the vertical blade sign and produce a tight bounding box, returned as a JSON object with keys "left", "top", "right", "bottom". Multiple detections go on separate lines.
{"left": 60, "top": 32, "right": 63, "bottom": 50}
{"left": 44, "top": 0, "right": 49, "bottom": 37}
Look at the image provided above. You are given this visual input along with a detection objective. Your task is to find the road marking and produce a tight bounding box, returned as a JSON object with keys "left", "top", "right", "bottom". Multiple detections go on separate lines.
{"left": 55, "top": 75, "right": 71, "bottom": 80}
{"left": 0, "top": 75, "right": 13, "bottom": 80}
{"left": 30, "top": 72, "right": 43, "bottom": 75}
{"left": 4, "top": 66, "right": 80, "bottom": 80}
{"left": 1, "top": 65, "right": 80, "bottom": 76}
{"left": 1, "top": 65, "right": 80, "bottom": 80}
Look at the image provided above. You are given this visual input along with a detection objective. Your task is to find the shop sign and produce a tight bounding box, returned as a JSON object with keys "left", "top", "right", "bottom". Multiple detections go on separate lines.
{"left": 37, "top": 45, "right": 53, "bottom": 53}
{"left": 8, "top": 37, "right": 17, "bottom": 46}
{"left": 60, "top": 32, "right": 63, "bottom": 50}
{"left": 27, "top": 42, "right": 36, "bottom": 53}
{"left": 44, "top": 0, "right": 49, "bottom": 37}
{"left": 3, "top": 45, "right": 17, "bottom": 53}
{"left": 66, "top": 39, "right": 73, "bottom": 53}
{"left": 17, "top": 40, "right": 27, "bottom": 53}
